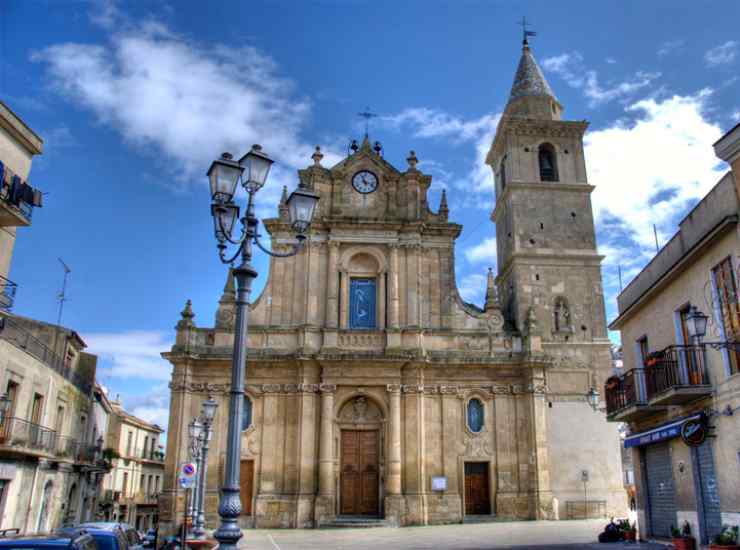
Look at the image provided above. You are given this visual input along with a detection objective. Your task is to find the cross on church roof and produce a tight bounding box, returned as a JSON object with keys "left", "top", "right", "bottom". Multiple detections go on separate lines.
{"left": 518, "top": 16, "right": 537, "bottom": 45}
{"left": 357, "top": 107, "right": 378, "bottom": 137}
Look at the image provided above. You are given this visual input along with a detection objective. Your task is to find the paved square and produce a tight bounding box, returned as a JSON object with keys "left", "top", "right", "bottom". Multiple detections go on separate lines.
{"left": 237, "top": 520, "right": 665, "bottom": 550}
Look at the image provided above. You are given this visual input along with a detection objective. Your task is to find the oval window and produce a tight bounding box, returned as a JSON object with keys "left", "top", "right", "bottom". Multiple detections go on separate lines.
{"left": 467, "top": 398, "right": 484, "bottom": 433}
{"left": 241, "top": 395, "right": 253, "bottom": 431}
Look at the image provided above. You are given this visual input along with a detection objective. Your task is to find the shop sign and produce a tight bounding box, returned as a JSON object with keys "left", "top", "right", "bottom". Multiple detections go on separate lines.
{"left": 680, "top": 415, "right": 708, "bottom": 447}
{"left": 624, "top": 414, "right": 702, "bottom": 448}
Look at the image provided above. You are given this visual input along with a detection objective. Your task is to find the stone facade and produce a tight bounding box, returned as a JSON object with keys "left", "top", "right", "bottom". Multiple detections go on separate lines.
{"left": 161, "top": 41, "right": 627, "bottom": 531}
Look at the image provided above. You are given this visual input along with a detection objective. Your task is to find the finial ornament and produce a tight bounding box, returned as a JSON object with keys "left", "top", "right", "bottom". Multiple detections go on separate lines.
{"left": 357, "top": 107, "right": 378, "bottom": 137}
{"left": 407, "top": 150, "right": 418, "bottom": 170}
{"left": 350, "top": 139, "right": 359, "bottom": 153}
{"left": 439, "top": 189, "right": 449, "bottom": 219}
{"left": 311, "top": 146, "right": 324, "bottom": 166}
{"left": 177, "top": 299, "right": 196, "bottom": 330}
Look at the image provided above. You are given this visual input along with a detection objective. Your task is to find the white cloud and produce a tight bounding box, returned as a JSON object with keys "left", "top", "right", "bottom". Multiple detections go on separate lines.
{"left": 705, "top": 40, "right": 738, "bottom": 67}
{"left": 458, "top": 273, "right": 486, "bottom": 304}
{"left": 542, "top": 51, "right": 660, "bottom": 107}
{"left": 464, "top": 237, "right": 497, "bottom": 265}
{"left": 605, "top": 57, "right": 617, "bottom": 65}
{"left": 732, "top": 110, "right": 740, "bottom": 122}
{"left": 32, "top": 18, "right": 342, "bottom": 208}
{"left": 586, "top": 89, "right": 725, "bottom": 274}
{"left": 657, "top": 40, "right": 684, "bottom": 57}
{"left": 125, "top": 385, "right": 170, "bottom": 435}
{"left": 381, "top": 108, "right": 497, "bottom": 143}
{"left": 85, "top": 330, "right": 173, "bottom": 381}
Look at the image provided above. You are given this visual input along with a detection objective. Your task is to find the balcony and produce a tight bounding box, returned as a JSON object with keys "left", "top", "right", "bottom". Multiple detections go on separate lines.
{"left": 0, "top": 417, "right": 56, "bottom": 454}
{"left": 0, "top": 275, "right": 17, "bottom": 312}
{"left": 0, "top": 316, "right": 93, "bottom": 395}
{"left": 0, "top": 170, "right": 33, "bottom": 227}
{"left": 645, "top": 345, "right": 712, "bottom": 406}
{"left": 606, "top": 369, "right": 644, "bottom": 421}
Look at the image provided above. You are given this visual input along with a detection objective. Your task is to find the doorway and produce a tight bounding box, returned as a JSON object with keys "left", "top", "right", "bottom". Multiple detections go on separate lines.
{"left": 464, "top": 462, "right": 491, "bottom": 515}
{"left": 239, "top": 460, "right": 254, "bottom": 516}
{"left": 340, "top": 430, "right": 379, "bottom": 516}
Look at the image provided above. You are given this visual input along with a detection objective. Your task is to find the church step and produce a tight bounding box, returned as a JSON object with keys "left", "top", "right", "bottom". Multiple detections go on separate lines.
{"left": 322, "top": 516, "right": 393, "bottom": 528}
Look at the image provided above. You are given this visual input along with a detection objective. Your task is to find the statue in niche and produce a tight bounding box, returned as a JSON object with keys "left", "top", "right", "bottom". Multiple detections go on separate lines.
{"left": 553, "top": 297, "right": 571, "bottom": 332}
{"left": 339, "top": 396, "right": 381, "bottom": 423}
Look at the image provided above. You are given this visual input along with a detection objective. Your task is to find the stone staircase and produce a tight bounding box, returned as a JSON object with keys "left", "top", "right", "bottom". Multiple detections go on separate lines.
{"left": 322, "top": 516, "right": 394, "bottom": 529}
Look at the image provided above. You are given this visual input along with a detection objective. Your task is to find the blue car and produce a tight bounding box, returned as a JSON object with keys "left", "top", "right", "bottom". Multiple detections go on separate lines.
{"left": 0, "top": 529, "right": 96, "bottom": 550}
{"left": 77, "top": 524, "right": 140, "bottom": 550}
{"left": 66, "top": 527, "right": 128, "bottom": 550}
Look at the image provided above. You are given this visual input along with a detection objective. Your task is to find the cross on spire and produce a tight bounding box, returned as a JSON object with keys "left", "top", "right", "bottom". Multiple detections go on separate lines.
{"left": 357, "top": 107, "right": 378, "bottom": 137}
{"left": 518, "top": 16, "right": 537, "bottom": 45}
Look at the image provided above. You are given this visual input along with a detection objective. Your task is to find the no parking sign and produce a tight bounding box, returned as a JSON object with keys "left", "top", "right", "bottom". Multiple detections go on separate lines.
{"left": 179, "top": 462, "right": 197, "bottom": 489}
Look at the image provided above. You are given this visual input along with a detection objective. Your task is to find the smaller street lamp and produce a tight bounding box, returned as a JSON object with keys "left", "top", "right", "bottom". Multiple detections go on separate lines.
{"left": 686, "top": 305, "right": 709, "bottom": 342}
{"left": 587, "top": 387, "right": 600, "bottom": 412}
{"left": 193, "top": 396, "right": 218, "bottom": 539}
{"left": 187, "top": 418, "right": 204, "bottom": 538}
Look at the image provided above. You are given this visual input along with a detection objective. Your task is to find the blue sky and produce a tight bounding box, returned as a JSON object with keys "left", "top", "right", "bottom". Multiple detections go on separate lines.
{"left": 2, "top": 0, "right": 739, "bottom": 431}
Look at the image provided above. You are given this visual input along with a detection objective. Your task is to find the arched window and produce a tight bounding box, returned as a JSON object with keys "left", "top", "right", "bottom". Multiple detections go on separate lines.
{"left": 241, "top": 395, "right": 253, "bottom": 431}
{"left": 467, "top": 399, "right": 484, "bottom": 433}
{"left": 538, "top": 143, "right": 558, "bottom": 182}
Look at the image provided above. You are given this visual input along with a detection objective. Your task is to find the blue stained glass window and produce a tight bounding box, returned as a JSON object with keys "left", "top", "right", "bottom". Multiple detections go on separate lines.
{"left": 241, "top": 396, "right": 252, "bottom": 431}
{"left": 467, "top": 399, "right": 484, "bottom": 433}
{"left": 350, "top": 278, "right": 376, "bottom": 329}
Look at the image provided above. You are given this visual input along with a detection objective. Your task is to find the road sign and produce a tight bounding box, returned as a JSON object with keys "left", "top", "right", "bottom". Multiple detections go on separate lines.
{"left": 179, "top": 476, "right": 195, "bottom": 489}
{"left": 180, "top": 462, "right": 197, "bottom": 478}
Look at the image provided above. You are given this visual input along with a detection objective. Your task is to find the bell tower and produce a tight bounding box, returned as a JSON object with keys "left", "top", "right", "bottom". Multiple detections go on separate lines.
{"left": 486, "top": 37, "right": 608, "bottom": 345}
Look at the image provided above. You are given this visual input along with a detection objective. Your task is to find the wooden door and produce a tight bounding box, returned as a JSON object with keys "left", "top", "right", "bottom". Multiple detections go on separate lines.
{"left": 239, "top": 460, "right": 254, "bottom": 516}
{"left": 340, "top": 430, "right": 379, "bottom": 516}
{"left": 464, "top": 462, "right": 490, "bottom": 515}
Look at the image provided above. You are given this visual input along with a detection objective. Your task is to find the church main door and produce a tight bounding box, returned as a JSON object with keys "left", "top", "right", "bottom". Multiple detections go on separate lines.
{"left": 464, "top": 462, "right": 491, "bottom": 515}
{"left": 340, "top": 430, "right": 379, "bottom": 516}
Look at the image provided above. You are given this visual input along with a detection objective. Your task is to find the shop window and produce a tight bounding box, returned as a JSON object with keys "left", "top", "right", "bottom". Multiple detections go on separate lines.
{"left": 467, "top": 399, "right": 484, "bottom": 433}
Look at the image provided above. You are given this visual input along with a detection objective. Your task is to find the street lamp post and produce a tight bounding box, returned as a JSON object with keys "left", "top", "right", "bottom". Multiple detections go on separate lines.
{"left": 193, "top": 396, "right": 218, "bottom": 539}
{"left": 187, "top": 418, "right": 203, "bottom": 538}
{"left": 207, "top": 145, "right": 319, "bottom": 550}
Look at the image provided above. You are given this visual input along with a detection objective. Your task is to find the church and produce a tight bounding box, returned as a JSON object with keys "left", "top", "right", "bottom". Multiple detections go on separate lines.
{"left": 160, "top": 39, "right": 627, "bottom": 530}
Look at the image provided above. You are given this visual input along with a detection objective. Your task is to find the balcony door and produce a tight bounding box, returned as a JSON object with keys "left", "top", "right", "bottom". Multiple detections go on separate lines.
{"left": 679, "top": 306, "right": 703, "bottom": 385}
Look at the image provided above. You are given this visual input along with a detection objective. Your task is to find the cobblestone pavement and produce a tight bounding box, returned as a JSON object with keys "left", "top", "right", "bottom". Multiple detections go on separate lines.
{"left": 236, "top": 520, "right": 667, "bottom": 550}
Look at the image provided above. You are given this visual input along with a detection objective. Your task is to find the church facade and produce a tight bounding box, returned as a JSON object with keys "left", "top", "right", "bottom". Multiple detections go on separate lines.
{"left": 160, "top": 41, "right": 627, "bottom": 530}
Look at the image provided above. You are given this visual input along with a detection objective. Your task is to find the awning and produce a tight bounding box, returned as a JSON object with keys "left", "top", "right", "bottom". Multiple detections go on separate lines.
{"left": 624, "top": 414, "right": 703, "bottom": 448}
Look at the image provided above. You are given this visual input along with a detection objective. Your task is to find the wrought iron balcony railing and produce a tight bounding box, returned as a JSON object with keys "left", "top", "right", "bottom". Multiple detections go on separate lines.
{"left": 0, "top": 275, "right": 17, "bottom": 312}
{"left": 644, "top": 344, "right": 710, "bottom": 400}
{"left": 0, "top": 417, "right": 56, "bottom": 453}
{"left": 605, "top": 368, "right": 641, "bottom": 416}
{"left": 0, "top": 316, "right": 93, "bottom": 395}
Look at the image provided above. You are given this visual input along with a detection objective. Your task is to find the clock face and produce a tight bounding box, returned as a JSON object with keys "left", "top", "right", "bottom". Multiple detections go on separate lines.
{"left": 352, "top": 170, "right": 379, "bottom": 194}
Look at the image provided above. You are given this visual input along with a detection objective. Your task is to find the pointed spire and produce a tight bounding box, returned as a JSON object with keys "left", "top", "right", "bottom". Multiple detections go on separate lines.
{"left": 438, "top": 189, "right": 449, "bottom": 219}
{"left": 280, "top": 185, "right": 288, "bottom": 206}
{"left": 506, "top": 41, "right": 562, "bottom": 120}
{"left": 221, "top": 268, "right": 235, "bottom": 302}
{"left": 484, "top": 267, "right": 498, "bottom": 311}
{"left": 359, "top": 135, "right": 372, "bottom": 152}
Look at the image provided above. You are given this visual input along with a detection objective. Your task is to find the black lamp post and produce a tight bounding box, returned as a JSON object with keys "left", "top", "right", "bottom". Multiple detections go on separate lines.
{"left": 207, "top": 145, "right": 319, "bottom": 550}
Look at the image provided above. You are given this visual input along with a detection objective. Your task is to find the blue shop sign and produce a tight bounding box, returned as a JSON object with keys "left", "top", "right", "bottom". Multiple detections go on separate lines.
{"left": 624, "top": 414, "right": 702, "bottom": 448}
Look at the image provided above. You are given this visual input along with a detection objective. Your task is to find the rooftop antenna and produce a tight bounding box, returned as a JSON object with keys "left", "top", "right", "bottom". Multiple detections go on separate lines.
{"left": 518, "top": 16, "right": 537, "bottom": 45}
{"left": 653, "top": 224, "right": 660, "bottom": 254}
{"left": 357, "top": 107, "right": 378, "bottom": 138}
{"left": 57, "top": 258, "right": 71, "bottom": 326}
{"left": 618, "top": 265, "right": 623, "bottom": 292}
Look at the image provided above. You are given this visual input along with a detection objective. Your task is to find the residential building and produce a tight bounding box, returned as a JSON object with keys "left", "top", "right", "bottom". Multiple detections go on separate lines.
{"left": 160, "top": 37, "right": 626, "bottom": 532}
{"left": 101, "top": 398, "right": 164, "bottom": 531}
{"left": 607, "top": 122, "right": 740, "bottom": 543}
{"left": 0, "top": 101, "right": 106, "bottom": 533}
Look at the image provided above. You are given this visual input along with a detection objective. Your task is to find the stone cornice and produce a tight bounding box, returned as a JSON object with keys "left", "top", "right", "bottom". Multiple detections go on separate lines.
{"left": 492, "top": 181, "right": 594, "bottom": 222}
{"left": 487, "top": 117, "right": 589, "bottom": 164}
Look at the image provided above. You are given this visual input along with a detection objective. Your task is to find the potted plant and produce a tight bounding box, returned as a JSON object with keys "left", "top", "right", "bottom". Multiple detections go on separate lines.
{"left": 618, "top": 519, "right": 636, "bottom": 541}
{"left": 711, "top": 525, "right": 739, "bottom": 550}
{"left": 671, "top": 521, "right": 695, "bottom": 550}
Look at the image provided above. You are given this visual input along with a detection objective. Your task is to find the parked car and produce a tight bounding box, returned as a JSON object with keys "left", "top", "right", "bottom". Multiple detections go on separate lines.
{"left": 68, "top": 527, "right": 129, "bottom": 550}
{"left": 77, "top": 523, "right": 141, "bottom": 550}
{"left": 0, "top": 529, "right": 96, "bottom": 550}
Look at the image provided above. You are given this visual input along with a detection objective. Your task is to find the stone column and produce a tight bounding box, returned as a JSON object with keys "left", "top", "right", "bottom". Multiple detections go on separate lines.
{"left": 326, "top": 242, "right": 339, "bottom": 328}
{"left": 406, "top": 245, "right": 420, "bottom": 327}
{"left": 386, "top": 385, "right": 402, "bottom": 495}
{"left": 315, "top": 384, "right": 337, "bottom": 525}
{"left": 389, "top": 245, "right": 400, "bottom": 328}
{"left": 527, "top": 371, "right": 554, "bottom": 520}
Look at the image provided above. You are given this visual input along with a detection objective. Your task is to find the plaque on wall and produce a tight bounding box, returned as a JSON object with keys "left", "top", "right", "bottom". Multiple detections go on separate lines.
{"left": 431, "top": 476, "right": 447, "bottom": 492}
